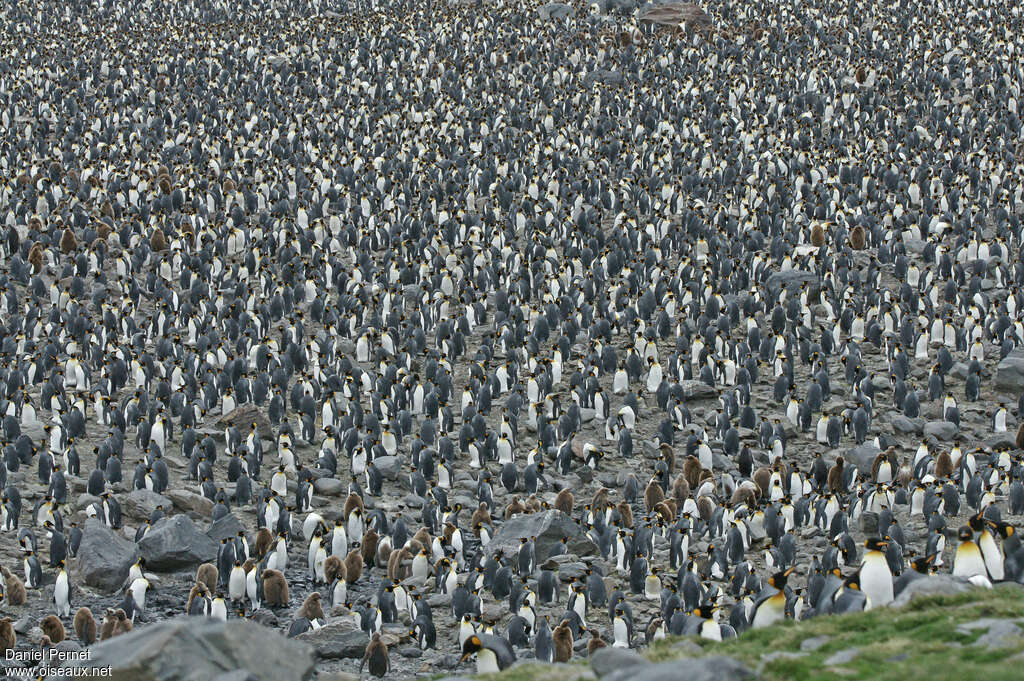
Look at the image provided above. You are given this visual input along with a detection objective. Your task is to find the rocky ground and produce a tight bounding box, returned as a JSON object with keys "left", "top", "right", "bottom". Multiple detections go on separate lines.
{"left": 2, "top": 225, "right": 1022, "bottom": 681}
{"left": 1, "top": 0, "right": 1024, "bottom": 679}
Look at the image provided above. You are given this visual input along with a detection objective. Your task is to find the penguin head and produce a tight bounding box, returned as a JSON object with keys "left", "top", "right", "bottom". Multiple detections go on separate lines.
{"left": 768, "top": 566, "right": 794, "bottom": 589}
{"left": 993, "top": 521, "right": 1015, "bottom": 539}
{"left": 460, "top": 635, "right": 484, "bottom": 660}
{"left": 864, "top": 537, "right": 888, "bottom": 552}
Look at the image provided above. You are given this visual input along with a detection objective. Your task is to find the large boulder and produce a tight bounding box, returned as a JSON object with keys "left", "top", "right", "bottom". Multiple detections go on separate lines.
{"left": 583, "top": 70, "right": 626, "bottom": 89}
{"left": 139, "top": 514, "right": 219, "bottom": 570}
{"left": 601, "top": 0, "right": 638, "bottom": 13}
{"left": 166, "top": 489, "right": 215, "bottom": 515}
{"left": 373, "top": 455, "right": 402, "bottom": 481}
{"left": 538, "top": 2, "right": 574, "bottom": 20}
{"left": 889, "top": 414, "right": 924, "bottom": 434}
{"left": 122, "top": 489, "right": 172, "bottom": 521}
{"left": 845, "top": 443, "right": 880, "bottom": 472}
{"left": 46, "top": 617, "right": 315, "bottom": 681}
{"left": 591, "top": 647, "right": 651, "bottom": 679}
{"left": 607, "top": 656, "right": 752, "bottom": 681}
{"left": 218, "top": 403, "right": 273, "bottom": 440}
{"left": 892, "top": 574, "right": 975, "bottom": 607}
{"left": 486, "top": 510, "right": 597, "bottom": 563}
{"left": 72, "top": 518, "right": 139, "bottom": 593}
{"left": 296, "top": 622, "right": 370, "bottom": 659}
{"left": 680, "top": 380, "right": 717, "bottom": 399}
{"left": 924, "top": 420, "right": 958, "bottom": 441}
{"left": 766, "top": 269, "right": 818, "bottom": 292}
{"left": 207, "top": 514, "right": 247, "bottom": 542}
{"left": 996, "top": 348, "right": 1024, "bottom": 392}
{"left": 313, "top": 477, "right": 345, "bottom": 496}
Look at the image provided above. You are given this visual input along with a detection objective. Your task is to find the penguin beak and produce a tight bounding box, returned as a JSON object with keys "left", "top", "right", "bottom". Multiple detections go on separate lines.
{"left": 459, "top": 652, "right": 472, "bottom": 663}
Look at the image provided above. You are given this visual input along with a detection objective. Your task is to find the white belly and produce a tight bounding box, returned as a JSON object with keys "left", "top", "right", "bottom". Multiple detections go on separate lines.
{"left": 859, "top": 559, "right": 893, "bottom": 608}
{"left": 476, "top": 649, "right": 500, "bottom": 673}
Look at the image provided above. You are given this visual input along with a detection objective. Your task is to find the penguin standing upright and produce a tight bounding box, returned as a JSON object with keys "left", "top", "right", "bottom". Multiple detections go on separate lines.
{"left": 552, "top": 619, "right": 574, "bottom": 662}
{"left": 73, "top": 607, "right": 97, "bottom": 645}
{"left": 952, "top": 525, "right": 988, "bottom": 581}
{"left": 976, "top": 516, "right": 1010, "bottom": 582}
{"left": 750, "top": 568, "right": 793, "bottom": 628}
{"left": 24, "top": 551, "right": 42, "bottom": 589}
{"left": 612, "top": 605, "right": 633, "bottom": 648}
{"left": 534, "top": 616, "right": 554, "bottom": 662}
{"left": 360, "top": 632, "right": 390, "bottom": 677}
{"left": 859, "top": 537, "right": 894, "bottom": 608}
{"left": 54, "top": 560, "right": 72, "bottom": 617}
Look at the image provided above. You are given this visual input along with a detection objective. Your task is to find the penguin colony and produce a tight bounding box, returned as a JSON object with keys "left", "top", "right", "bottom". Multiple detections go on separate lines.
{"left": 1, "top": 0, "right": 1024, "bottom": 676}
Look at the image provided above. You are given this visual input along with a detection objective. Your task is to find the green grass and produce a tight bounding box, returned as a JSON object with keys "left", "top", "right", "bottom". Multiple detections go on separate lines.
{"left": 470, "top": 586, "right": 1024, "bottom": 681}
{"left": 660, "top": 586, "right": 1024, "bottom": 681}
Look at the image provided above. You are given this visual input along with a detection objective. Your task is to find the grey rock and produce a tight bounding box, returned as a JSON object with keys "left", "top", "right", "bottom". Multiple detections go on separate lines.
{"left": 296, "top": 623, "right": 370, "bottom": 659}
{"left": 859, "top": 511, "right": 879, "bottom": 536}
{"left": 889, "top": 415, "right": 924, "bottom": 434}
{"left": 766, "top": 270, "right": 817, "bottom": 292}
{"left": 211, "top": 673, "right": 259, "bottom": 681}
{"left": 75, "top": 493, "right": 100, "bottom": 512}
{"left": 824, "top": 648, "right": 860, "bottom": 665}
{"left": 800, "top": 635, "right": 830, "bottom": 651}
{"left": 487, "top": 510, "right": 598, "bottom": 563}
{"left": 583, "top": 70, "right": 626, "bottom": 89}
{"left": 680, "top": 380, "right": 718, "bottom": 399}
{"left": 610, "top": 656, "right": 752, "bottom": 681}
{"left": 555, "top": 561, "right": 588, "bottom": 581}
{"left": 53, "top": 640, "right": 83, "bottom": 653}
{"left": 761, "top": 651, "right": 807, "bottom": 663}
{"left": 14, "top": 615, "right": 33, "bottom": 634}
{"left": 218, "top": 404, "right": 273, "bottom": 440}
{"left": 207, "top": 514, "right": 246, "bottom": 542}
{"left": 373, "top": 455, "right": 402, "bottom": 481}
{"left": 984, "top": 433, "right": 1017, "bottom": 450}
{"left": 924, "top": 420, "right": 958, "bottom": 440}
{"left": 166, "top": 489, "right": 215, "bottom": 515}
{"left": 601, "top": 0, "right": 638, "bottom": 12}
{"left": 139, "top": 514, "right": 219, "bottom": 570}
{"left": 122, "top": 489, "right": 172, "bottom": 520}
{"left": 950, "top": 362, "right": 971, "bottom": 379}
{"left": 892, "top": 575, "right": 974, "bottom": 607}
{"left": 996, "top": 348, "right": 1024, "bottom": 391}
{"left": 314, "top": 477, "right": 345, "bottom": 496}
{"left": 591, "top": 647, "right": 650, "bottom": 679}
{"left": 845, "top": 443, "right": 880, "bottom": 471}
{"left": 47, "top": 617, "right": 314, "bottom": 681}
{"left": 538, "top": 2, "right": 573, "bottom": 20}
{"left": 427, "top": 593, "right": 452, "bottom": 608}
{"left": 72, "top": 517, "right": 140, "bottom": 593}
{"left": 957, "top": 618, "right": 1023, "bottom": 648}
